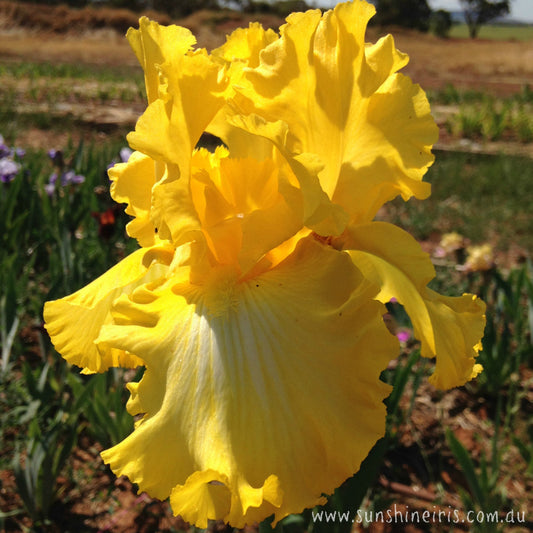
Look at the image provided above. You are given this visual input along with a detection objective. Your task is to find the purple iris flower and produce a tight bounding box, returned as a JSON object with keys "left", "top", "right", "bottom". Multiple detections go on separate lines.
{"left": 0, "top": 134, "right": 25, "bottom": 183}
{"left": 119, "top": 147, "right": 132, "bottom": 162}
{"left": 45, "top": 169, "right": 85, "bottom": 196}
{"left": 61, "top": 170, "right": 85, "bottom": 186}
{"left": 0, "top": 158, "right": 21, "bottom": 183}
{"left": 0, "top": 135, "right": 10, "bottom": 158}
{"left": 107, "top": 146, "right": 133, "bottom": 171}
{"left": 48, "top": 149, "right": 64, "bottom": 167}
{"left": 45, "top": 173, "right": 58, "bottom": 196}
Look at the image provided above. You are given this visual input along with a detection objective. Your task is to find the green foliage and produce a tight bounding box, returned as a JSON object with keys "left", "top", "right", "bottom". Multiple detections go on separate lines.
{"left": 81, "top": 370, "right": 137, "bottom": 448}
{"left": 13, "top": 424, "right": 77, "bottom": 526}
{"left": 512, "top": 423, "right": 533, "bottom": 476}
{"left": 447, "top": 95, "right": 533, "bottom": 143}
{"left": 429, "top": 85, "right": 533, "bottom": 144}
{"left": 511, "top": 105, "right": 533, "bottom": 143}
{"left": 383, "top": 151, "right": 533, "bottom": 252}
{"left": 474, "top": 263, "right": 533, "bottom": 396}
{"left": 6, "top": 359, "right": 82, "bottom": 524}
{"left": 430, "top": 9, "right": 453, "bottom": 38}
{"left": 439, "top": 262, "right": 533, "bottom": 533}
{"left": 0, "top": 138, "right": 137, "bottom": 527}
{"left": 0, "top": 60, "right": 142, "bottom": 84}
{"left": 451, "top": 105, "right": 485, "bottom": 138}
{"left": 446, "top": 429, "right": 507, "bottom": 532}
{"left": 0, "top": 281, "right": 20, "bottom": 375}
{"left": 429, "top": 83, "right": 485, "bottom": 105}
{"left": 374, "top": 0, "right": 431, "bottom": 32}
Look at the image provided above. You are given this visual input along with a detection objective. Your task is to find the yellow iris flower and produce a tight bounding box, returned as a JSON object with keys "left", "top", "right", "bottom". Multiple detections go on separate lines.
{"left": 44, "top": 0, "right": 485, "bottom": 527}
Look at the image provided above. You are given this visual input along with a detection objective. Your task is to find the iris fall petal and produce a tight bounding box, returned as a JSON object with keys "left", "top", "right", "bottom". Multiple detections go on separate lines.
{"left": 98, "top": 238, "right": 396, "bottom": 526}
{"left": 44, "top": 244, "right": 174, "bottom": 373}
{"left": 347, "top": 222, "right": 486, "bottom": 389}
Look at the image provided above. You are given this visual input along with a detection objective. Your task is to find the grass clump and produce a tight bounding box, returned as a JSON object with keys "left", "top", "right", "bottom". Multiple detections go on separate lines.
{"left": 382, "top": 150, "right": 533, "bottom": 252}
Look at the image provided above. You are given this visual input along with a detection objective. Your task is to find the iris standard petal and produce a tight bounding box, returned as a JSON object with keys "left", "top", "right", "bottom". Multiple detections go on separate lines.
{"left": 127, "top": 48, "right": 227, "bottom": 168}
{"left": 43, "top": 244, "right": 174, "bottom": 373}
{"left": 97, "top": 237, "right": 396, "bottom": 527}
{"left": 238, "top": 0, "right": 437, "bottom": 221}
{"left": 127, "top": 31, "right": 229, "bottom": 243}
{"left": 227, "top": 114, "right": 349, "bottom": 237}
{"left": 213, "top": 22, "right": 278, "bottom": 70}
{"left": 332, "top": 72, "right": 436, "bottom": 218}
{"left": 190, "top": 147, "right": 303, "bottom": 274}
{"left": 347, "top": 222, "right": 485, "bottom": 389}
{"left": 127, "top": 17, "right": 196, "bottom": 104}
{"left": 207, "top": 23, "right": 280, "bottom": 161}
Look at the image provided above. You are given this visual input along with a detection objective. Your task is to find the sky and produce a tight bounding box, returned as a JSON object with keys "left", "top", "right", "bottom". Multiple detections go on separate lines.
{"left": 316, "top": 0, "right": 533, "bottom": 23}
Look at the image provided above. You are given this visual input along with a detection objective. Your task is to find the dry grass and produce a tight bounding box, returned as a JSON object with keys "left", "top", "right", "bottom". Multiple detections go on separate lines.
{"left": 0, "top": 1, "right": 286, "bottom": 67}
{"left": 390, "top": 29, "right": 533, "bottom": 96}
{"left": 1, "top": 2, "right": 532, "bottom": 96}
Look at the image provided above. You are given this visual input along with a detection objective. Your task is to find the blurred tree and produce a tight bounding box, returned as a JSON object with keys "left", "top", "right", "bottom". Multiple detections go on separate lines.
{"left": 374, "top": 0, "right": 432, "bottom": 32}
{"left": 13, "top": 0, "right": 216, "bottom": 14}
{"left": 15, "top": 0, "right": 89, "bottom": 5}
{"left": 237, "top": 0, "right": 309, "bottom": 15}
{"left": 459, "top": 0, "right": 511, "bottom": 38}
{"left": 430, "top": 9, "right": 452, "bottom": 38}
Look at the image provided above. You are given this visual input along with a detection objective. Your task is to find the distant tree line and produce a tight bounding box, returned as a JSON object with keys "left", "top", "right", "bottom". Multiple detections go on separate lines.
{"left": 13, "top": 0, "right": 219, "bottom": 18}
{"left": 11, "top": 0, "right": 310, "bottom": 18}
{"left": 13, "top": 0, "right": 512, "bottom": 37}
{"left": 373, "top": 0, "right": 510, "bottom": 37}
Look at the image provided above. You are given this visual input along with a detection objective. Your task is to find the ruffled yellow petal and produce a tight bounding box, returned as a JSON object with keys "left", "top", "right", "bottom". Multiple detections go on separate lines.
{"left": 347, "top": 222, "right": 486, "bottom": 389}
{"left": 227, "top": 114, "right": 349, "bottom": 236}
{"left": 332, "top": 72, "right": 436, "bottom": 220}
{"left": 170, "top": 470, "right": 231, "bottom": 529}
{"left": 239, "top": 0, "right": 437, "bottom": 222}
{"left": 109, "top": 150, "right": 198, "bottom": 249}
{"left": 43, "top": 245, "right": 174, "bottom": 373}
{"left": 207, "top": 23, "right": 280, "bottom": 161}
{"left": 98, "top": 237, "right": 396, "bottom": 527}
{"left": 109, "top": 151, "right": 157, "bottom": 247}
{"left": 127, "top": 17, "right": 196, "bottom": 104}
{"left": 213, "top": 22, "right": 278, "bottom": 70}
{"left": 128, "top": 48, "right": 227, "bottom": 169}
{"left": 127, "top": 24, "right": 229, "bottom": 243}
